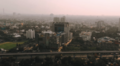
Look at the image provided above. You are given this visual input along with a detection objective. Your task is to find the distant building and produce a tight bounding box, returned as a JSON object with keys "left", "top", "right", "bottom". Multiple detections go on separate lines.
{"left": 79, "top": 31, "right": 92, "bottom": 41}
{"left": 10, "top": 24, "right": 19, "bottom": 29}
{"left": 97, "top": 36, "right": 115, "bottom": 43}
{"left": 75, "top": 24, "right": 81, "bottom": 29}
{"left": 53, "top": 17, "right": 60, "bottom": 22}
{"left": 54, "top": 16, "right": 66, "bottom": 22}
{"left": 52, "top": 21, "right": 70, "bottom": 43}
{"left": 61, "top": 16, "right": 65, "bottom": 22}
{"left": 26, "top": 29, "right": 35, "bottom": 39}
{"left": 38, "top": 30, "right": 60, "bottom": 48}
{"left": 38, "top": 17, "right": 72, "bottom": 49}
{"left": 39, "top": 17, "right": 72, "bottom": 48}
{"left": 14, "top": 34, "right": 21, "bottom": 38}
{"left": 96, "top": 21, "right": 104, "bottom": 30}
{"left": 2, "top": 30, "right": 8, "bottom": 34}
{"left": 20, "top": 29, "right": 25, "bottom": 33}
{"left": 39, "top": 31, "right": 72, "bottom": 48}
{"left": 105, "top": 26, "right": 109, "bottom": 31}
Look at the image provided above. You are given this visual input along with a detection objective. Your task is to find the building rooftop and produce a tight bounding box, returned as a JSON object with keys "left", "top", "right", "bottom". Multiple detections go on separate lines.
{"left": 42, "top": 30, "right": 54, "bottom": 34}
{"left": 80, "top": 31, "right": 92, "bottom": 36}
{"left": 98, "top": 36, "right": 115, "bottom": 43}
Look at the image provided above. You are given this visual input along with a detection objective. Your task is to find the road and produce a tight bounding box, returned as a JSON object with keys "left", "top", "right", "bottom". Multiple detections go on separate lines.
{"left": 0, "top": 51, "right": 119, "bottom": 59}
{"left": 0, "top": 51, "right": 120, "bottom": 56}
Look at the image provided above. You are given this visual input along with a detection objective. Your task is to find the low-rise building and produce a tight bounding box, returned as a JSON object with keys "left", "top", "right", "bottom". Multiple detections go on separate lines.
{"left": 79, "top": 31, "right": 92, "bottom": 41}
{"left": 97, "top": 36, "right": 115, "bottom": 43}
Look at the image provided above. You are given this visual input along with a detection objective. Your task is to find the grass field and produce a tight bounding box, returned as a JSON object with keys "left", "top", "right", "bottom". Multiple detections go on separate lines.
{"left": 0, "top": 42, "right": 24, "bottom": 50}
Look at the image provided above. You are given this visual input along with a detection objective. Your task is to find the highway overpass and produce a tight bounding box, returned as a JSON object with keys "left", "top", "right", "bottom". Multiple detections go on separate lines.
{"left": 0, "top": 51, "right": 120, "bottom": 59}
{"left": 0, "top": 51, "right": 120, "bottom": 56}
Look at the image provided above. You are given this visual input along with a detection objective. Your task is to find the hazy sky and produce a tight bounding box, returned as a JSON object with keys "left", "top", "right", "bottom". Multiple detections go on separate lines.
{"left": 1, "top": 0, "right": 120, "bottom": 16}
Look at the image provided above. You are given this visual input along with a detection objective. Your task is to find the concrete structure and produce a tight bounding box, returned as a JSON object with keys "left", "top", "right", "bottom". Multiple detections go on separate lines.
{"left": 52, "top": 21, "right": 70, "bottom": 43}
{"left": 13, "top": 33, "right": 21, "bottom": 38}
{"left": 54, "top": 16, "right": 66, "bottom": 22}
{"left": 38, "top": 17, "right": 72, "bottom": 51}
{"left": 26, "top": 29, "right": 35, "bottom": 39}
{"left": 0, "top": 51, "right": 120, "bottom": 59}
{"left": 53, "top": 17, "right": 60, "bottom": 22}
{"left": 10, "top": 25, "right": 19, "bottom": 29}
{"left": 97, "top": 36, "right": 115, "bottom": 43}
{"left": 79, "top": 31, "right": 92, "bottom": 41}
{"left": 20, "top": 29, "right": 25, "bottom": 33}
{"left": 75, "top": 24, "right": 81, "bottom": 29}
{"left": 38, "top": 30, "right": 60, "bottom": 48}
{"left": 96, "top": 21, "right": 104, "bottom": 29}
{"left": 61, "top": 16, "right": 65, "bottom": 22}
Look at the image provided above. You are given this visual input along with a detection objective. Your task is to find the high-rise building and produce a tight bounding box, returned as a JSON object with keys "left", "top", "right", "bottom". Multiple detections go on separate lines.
{"left": 53, "top": 17, "right": 59, "bottom": 22}
{"left": 39, "top": 30, "right": 60, "bottom": 48}
{"left": 52, "top": 16, "right": 71, "bottom": 43}
{"left": 26, "top": 29, "right": 35, "bottom": 39}
{"left": 61, "top": 16, "right": 65, "bottom": 22}
{"left": 53, "top": 16, "right": 66, "bottom": 22}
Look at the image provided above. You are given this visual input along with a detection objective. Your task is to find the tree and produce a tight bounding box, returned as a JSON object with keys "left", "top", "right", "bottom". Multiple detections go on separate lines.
{"left": 44, "top": 57, "right": 53, "bottom": 66}
{"left": 55, "top": 54, "right": 62, "bottom": 61}
{"left": 34, "top": 56, "right": 43, "bottom": 63}
{"left": 71, "top": 58, "right": 85, "bottom": 66}
{"left": 115, "top": 56, "right": 118, "bottom": 60}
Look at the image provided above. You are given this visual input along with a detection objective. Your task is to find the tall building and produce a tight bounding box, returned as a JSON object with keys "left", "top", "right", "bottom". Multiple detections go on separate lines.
{"left": 61, "top": 16, "right": 65, "bottom": 22}
{"left": 26, "top": 29, "right": 35, "bottom": 39}
{"left": 54, "top": 16, "right": 65, "bottom": 22}
{"left": 39, "top": 30, "right": 60, "bottom": 48}
{"left": 53, "top": 17, "right": 60, "bottom": 22}
{"left": 38, "top": 17, "right": 72, "bottom": 50}
{"left": 42, "top": 30, "right": 53, "bottom": 47}
{"left": 52, "top": 16, "right": 71, "bottom": 43}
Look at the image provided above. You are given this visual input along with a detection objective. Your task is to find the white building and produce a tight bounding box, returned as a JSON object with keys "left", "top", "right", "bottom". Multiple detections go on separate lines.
{"left": 10, "top": 25, "right": 19, "bottom": 29}
{"left": 13, "top": 33, "right": 21, "bottom": 38}
{"left": 26, "top": 29, "right": 35, "bottom": 39}
{"left": 20, "top": 29, "right": 25, "bottom": 33}
{"left": 97, "top": 36, "right": 115, "bottom": 43}
{"left": 79, "top": 31, "right": 92, "bottom": 41}
{"left": 14, "top": 34, "right": 21, "bottom": 38}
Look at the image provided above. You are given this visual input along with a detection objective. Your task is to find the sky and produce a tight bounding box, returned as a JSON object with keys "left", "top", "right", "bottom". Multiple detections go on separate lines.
{"left": 0, "top": 0, "right": 120, "bottom": 16}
